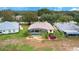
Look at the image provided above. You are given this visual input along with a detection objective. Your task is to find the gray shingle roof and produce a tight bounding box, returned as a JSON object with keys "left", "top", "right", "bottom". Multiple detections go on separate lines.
{"left": 0, "top": 21, "right": 19, "bottom": 30}
{"left": 28, "top": 22, "right": 54, "bottom": 30}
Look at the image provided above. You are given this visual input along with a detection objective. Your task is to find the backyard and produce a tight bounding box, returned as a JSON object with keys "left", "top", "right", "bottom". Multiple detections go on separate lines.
{"left": 0, "top": 25, "right": 29, "bottom": 40}
{"left": 0, "top": 24, "right": 79, "bottom": 51}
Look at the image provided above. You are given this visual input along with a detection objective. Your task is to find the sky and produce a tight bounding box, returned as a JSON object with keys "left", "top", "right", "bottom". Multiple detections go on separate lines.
{"left": 0, "top": 7, "right": 79, "bottom": 11}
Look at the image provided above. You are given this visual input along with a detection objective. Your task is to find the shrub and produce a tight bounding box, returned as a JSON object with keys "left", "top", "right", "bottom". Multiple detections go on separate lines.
{"left": 53, "top": 30, "right": 65, "bottom": 39}
{"left": 22, "top": 30, "right": 30, "bottom": 37}
{"left": 41, "top": 31, "right": 48, "bottom": 39}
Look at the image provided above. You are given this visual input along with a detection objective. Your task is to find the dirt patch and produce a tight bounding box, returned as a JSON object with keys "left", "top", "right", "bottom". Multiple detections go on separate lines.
{"left": 0, "top": 39, "right": 25, "bottom": 47}
{"left": 0, "top": 37, "right": 79, "bottom": 51}
{"left": 23, "top": 37, "right": 77, "bottom": 51}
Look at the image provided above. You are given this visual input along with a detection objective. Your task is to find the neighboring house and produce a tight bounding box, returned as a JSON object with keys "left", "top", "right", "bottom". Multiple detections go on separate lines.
{"left": 54, "top": 22, "right": 79, "bottom": 36}
{"left": 28, "top": 22, "right": 54, "bottom": 35}
{"left": 38, "top": 16, "right": 41, "bottom": 20}
{"left": 0, "top": 17, "right": 3, "bottom": 21}
{"left": 15, "top": 15, "right": 23, "bottom": 21}
{"left": 0, "top": 21, "right": 20, "bottom": 34}
{"left": 12, "top": 15, "right": 23, "bottom": 21}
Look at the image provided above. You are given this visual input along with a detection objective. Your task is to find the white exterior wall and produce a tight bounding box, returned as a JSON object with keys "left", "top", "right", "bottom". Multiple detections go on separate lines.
{"left": 2, "top": 30, "right": 9, "bottom": 34}
{"left": 0, "top": 29, "right": 19, "bottom": 34}
{"left": 48, "top": 30, "right": 53, "bottom": 33}
{"left": 0, "top": 21, "right": 20, "bottom": 34}
{"left": 14, "top": 29, "right": 19, "bottom": 33}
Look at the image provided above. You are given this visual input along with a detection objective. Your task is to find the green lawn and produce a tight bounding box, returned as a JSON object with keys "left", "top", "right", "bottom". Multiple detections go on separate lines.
{"left": 0, "top": 25, "right": 29, "bottom": 40}
{"left": 0, "top": 44, "right": 34, "bottom": 51}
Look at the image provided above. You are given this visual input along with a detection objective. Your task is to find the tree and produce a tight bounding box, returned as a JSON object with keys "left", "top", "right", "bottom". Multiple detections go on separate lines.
{"left": 73, "top": 14, "right": 79, "bottom": 23}
{"left": 40, "top": 14, "right": 58, "bottom": 24}
{"left": 58, "top": 15, "right": 73, "bottom": 22}
{"left": 22, "top": 12, "right": 38, "bottom": 22}
{"left": 1, "top": 11, "right": 15, "bottom": 21}
{"left": 65, "top": 11, "right": 76, "bottom": 17}
{"left": 37, "top": 8, "right": 51, "bottom": 16}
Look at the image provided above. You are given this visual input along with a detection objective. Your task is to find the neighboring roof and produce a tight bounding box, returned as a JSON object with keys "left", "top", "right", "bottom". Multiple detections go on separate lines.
{"left": 55, "top": 22, "right": 79, "bottom": 34}
{"left": 28, "top": 22, "right": 54, "bottom": 30}
{"left": 55, "top": 23, "right": 75, "bottom": 30}
{"left": 0, "top": 21, "right": 19, "bottom": 30}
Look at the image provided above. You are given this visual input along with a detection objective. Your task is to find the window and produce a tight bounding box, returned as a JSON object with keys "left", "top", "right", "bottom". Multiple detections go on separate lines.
{"left": 50, "top": 30, "right": 52, "bottom": 32}
{"left": 8, "top": 30, "right": 11, "bottom": 32}
{"left": 0, "top": 30, "right": 2, "bottom": 33}
{"left": 35, "top": 30, "right": 40, "bottom": 32}
{"left": 30, "top": 30, "right": 34, "bottom": 32}
{"left": 3, "top": 30, "right": 5, "bottom": 32}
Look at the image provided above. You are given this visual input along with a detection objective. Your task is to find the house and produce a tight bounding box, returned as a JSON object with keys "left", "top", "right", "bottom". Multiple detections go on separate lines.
{"left": 54, "top": 22, "right": 79, "bottom": 36}
{"left": 15, "top": 15, "right": 23, "bottom": 20}
{"left": 28, "top": 22, "right": 54, "bottom": 35}
{"left": 12, "top": 15, "right": 23, "bottom": 21}
{"left": 0, "top": 21, "right": 20, "bottom": 34}
{"left": 0, "top": 17, "right": 3, "bottom": 21}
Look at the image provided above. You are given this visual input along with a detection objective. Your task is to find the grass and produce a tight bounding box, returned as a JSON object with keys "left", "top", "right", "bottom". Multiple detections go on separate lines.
{"left": 41, "top": 31, "right": 48, "bottom": 39}
{"left": 0, "top": 44, "right": 55, "bottom": 51}
{"left": 0, "top": 25, "right": 29, "bottom": 40}
{"left": 0, "top": 44, "right": 34, "bottom": 51}
{"left": 53, "top": 30, "right": 65, "bottom": 39}
{"left": 0, "top": 24, "right": 79, "bottom": 51}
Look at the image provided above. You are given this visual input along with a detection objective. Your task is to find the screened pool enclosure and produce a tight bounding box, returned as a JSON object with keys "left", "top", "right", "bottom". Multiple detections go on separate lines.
{"left": 55, "top": 23, "right": 79, "bottom": 36}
